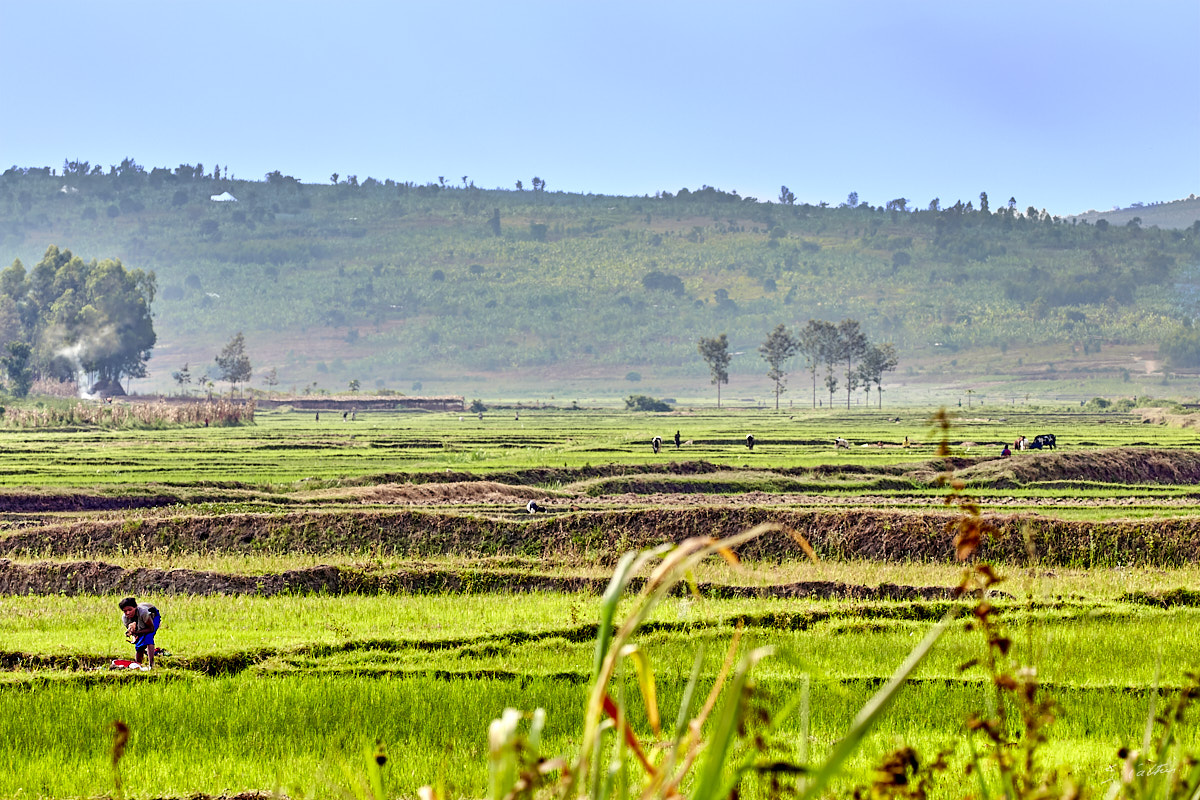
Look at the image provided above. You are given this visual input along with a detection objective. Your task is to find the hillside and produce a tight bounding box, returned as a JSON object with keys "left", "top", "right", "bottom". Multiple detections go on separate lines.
{"left": 1, "top": 164, "right": 1199, "bottom": 403}
{"left": 1069, "top": 196, "right": 1200, "bottom": 231}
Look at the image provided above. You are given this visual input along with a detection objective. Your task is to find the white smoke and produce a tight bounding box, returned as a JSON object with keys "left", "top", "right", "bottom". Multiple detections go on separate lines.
{"left": 56, "top": 341, "right": 98, "bottom": 400}
{"left": 45, "top": 321, "right": 123, "bottom": 399}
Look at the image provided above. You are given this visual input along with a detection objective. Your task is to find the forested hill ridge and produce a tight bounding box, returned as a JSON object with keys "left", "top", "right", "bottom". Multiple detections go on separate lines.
{"left": 1, "top": 162, "right": 1198, "bottom": 403}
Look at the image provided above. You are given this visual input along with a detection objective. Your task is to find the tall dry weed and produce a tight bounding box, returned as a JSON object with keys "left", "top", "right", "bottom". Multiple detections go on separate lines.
{"left": 0, "top": 399, "right": 254, "bottom": 428}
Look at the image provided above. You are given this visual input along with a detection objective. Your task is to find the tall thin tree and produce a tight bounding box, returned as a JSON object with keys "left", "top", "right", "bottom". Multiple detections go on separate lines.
{"left": 759, "top": 324, "right": 798, "bottom": 410}
{"left": 698, "top": 333, "right": 731, "bottom": 408}
{"left": 857, "top": 342, "right": 899, "bottom": 409}
{"left": 817, "top": 321, "right": 842, "bottom": 407}
{"left": 797, "top": 319, "right": 834, "bottom": 409}
{"left": 837, "top": 319, "right": 868, "bottom": 409}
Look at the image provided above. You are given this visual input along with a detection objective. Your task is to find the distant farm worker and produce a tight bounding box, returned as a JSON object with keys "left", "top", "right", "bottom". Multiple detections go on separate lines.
{"left": 674, "top": 430, "right": 681, "bottom": 449}
{"left": 119, "top": 597, "right": 161, "bottom": 669}
{"left": 1001, "top": 444, "right": 1011, "bottom": 457}
{"left": 746, "top": 434, "right": 755, "bottom": 450}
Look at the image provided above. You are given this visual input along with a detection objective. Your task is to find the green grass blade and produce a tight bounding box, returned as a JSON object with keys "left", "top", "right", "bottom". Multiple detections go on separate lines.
{"left": 799, "top": 609, "right": 957, "bottom": 800}
{"left": 622, "top": 645, "right": 661, "bottom": 736}
{"left": 593, "top": 551, "right": 639, "bottom": 679}
{"left": 692, "top": 646, "right": 774, "bottom": 800}
{"left": 674, "top": 647, "right": 706, "bottom": 742}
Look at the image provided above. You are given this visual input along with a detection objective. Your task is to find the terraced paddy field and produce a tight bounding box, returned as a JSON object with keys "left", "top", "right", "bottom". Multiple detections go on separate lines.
{"left": 2, "top": 405, "right": 1198, "bottom": 799}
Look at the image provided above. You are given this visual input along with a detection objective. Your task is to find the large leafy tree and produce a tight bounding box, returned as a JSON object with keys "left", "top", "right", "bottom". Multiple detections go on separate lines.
{"left": 697, "top": 333, "right": 731, "bottom": 408}
{"left": 2, "top": 341, "right": 33, "bottom": 397}
{"left": 76, "top": 258, "right": 158, "bottom": 387}
{"left": 0, "top": 246, "right": 156, "bottom": 393}
{"left": 758, "top": 324, "right": 798, "bottom": 410}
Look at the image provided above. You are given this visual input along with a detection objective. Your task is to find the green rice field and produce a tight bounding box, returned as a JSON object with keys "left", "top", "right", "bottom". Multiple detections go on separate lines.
{"left": 2, "top": 404, "right": 1198, "bottom": 799}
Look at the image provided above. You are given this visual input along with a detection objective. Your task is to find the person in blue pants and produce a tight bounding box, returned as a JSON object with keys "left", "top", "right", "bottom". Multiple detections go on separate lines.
{"left": 119, "top": 597, "right": 161, "bottom": 669}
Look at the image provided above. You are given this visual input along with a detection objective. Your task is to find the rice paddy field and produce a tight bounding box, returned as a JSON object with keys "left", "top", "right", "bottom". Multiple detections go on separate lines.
{"left": 2, "top": 403, "right": 1198, "bottom": 799}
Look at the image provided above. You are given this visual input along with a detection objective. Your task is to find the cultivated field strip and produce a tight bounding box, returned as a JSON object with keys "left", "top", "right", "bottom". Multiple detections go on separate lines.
{"left": 3, "top": 594, "right": 1196, "bottom": 685}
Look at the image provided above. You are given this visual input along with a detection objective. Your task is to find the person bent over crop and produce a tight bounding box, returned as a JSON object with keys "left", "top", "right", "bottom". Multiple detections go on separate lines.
{"left": 119, "top": 597, "right": 161, "bottom": 669}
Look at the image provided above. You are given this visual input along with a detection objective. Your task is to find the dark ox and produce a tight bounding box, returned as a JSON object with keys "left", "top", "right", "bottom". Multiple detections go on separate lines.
{"left": 1028, "top": 433, "right": 1057, "bottom": 450}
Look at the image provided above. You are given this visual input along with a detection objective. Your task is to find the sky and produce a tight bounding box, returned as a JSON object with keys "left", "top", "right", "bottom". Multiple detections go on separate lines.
{"left": 2, "top": 0, "right": 1197, "bottom": 217}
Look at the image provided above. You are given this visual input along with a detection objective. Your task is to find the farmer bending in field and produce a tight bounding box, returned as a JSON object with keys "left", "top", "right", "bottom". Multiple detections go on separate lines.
{"left": 119, "top": 597, "right": 161, "bottom": 669}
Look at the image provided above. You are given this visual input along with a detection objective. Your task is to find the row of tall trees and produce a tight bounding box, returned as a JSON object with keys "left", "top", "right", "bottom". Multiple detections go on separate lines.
{"left": 699, "top": 319, "right": 898, "bottom": 409}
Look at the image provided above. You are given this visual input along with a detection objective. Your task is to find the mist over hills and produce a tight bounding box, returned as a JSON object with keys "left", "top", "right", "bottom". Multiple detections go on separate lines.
{"left": 1, "top": 163, "right": 1198, "bottom": 404}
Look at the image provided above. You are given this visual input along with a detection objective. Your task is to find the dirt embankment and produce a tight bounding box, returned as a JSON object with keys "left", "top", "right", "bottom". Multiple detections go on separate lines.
{"left": 0, "top": 558, "right": 959, "bottom": 601}
{"left": 304, "top": 480, "right": 552, "bottom": 505}
{"left": 3, "top": 505, "right": 1198, "bottom": 566}
{"left": 950, "top": 447, "right": 1200, "bottom": 487}
{"left": 349, "top": 459, "right": 733, "bottom": 488}
{"left": 0, "top": 493, "right": 185, "bottom": 513}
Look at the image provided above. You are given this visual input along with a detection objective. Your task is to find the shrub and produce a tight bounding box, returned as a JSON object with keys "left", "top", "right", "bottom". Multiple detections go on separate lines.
{"left": 624, "top": 394, "right": 672, "bottom": 412}
{"left": 641, "top": 271, "right": 685, "bottom": 295}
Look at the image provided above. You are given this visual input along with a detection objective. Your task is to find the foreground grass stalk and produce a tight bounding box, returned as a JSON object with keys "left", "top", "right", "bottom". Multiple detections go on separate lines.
{"left": 463, "top": 521, "right": 958, "bottom": 800}
{"left": 111, "top": 720, "right": 129, "bottom": 800}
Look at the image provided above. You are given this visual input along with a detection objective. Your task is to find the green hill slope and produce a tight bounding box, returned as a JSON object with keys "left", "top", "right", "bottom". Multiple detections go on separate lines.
{"left": 2, "top": 165, "right": 1198, "bottom": 402}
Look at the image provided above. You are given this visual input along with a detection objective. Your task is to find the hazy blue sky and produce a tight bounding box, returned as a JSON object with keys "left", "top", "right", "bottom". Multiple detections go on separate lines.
{"left": 2, "top": 0, "right": 1196, "bottom": 215}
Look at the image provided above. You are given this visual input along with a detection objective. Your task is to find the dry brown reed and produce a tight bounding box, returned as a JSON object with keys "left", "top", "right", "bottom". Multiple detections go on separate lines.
{"left": 0, "top": 399, "right": 255, "bottom": 428}
{"left": 29, "top": 378, "right": 79, "bottom": 397}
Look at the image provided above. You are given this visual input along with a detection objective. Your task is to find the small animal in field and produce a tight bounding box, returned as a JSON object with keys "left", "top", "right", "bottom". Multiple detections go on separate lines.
{"left": 526, "top": 500, "right": 543, "bottom": 514}
{"left": 1029, "top": 433, "right": 1057, "bottom": 450}
{"left": 652, "top": 436, "right": 662, "bottom": 454}
{"left": 746, "top": 434, "right": 755, "bottom": 450}
{"left": 834, "top": 437, "right": 850, "bottom": 449}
